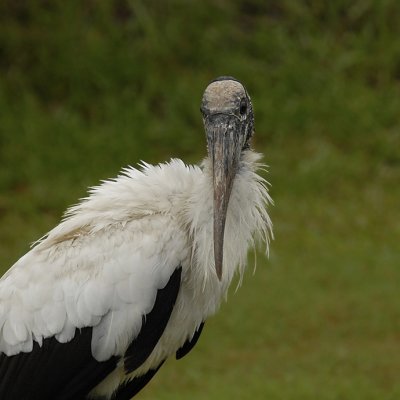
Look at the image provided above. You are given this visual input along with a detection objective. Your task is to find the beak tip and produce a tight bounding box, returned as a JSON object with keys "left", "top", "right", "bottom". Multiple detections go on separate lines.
{"left": 214, "top": 250, "right": 223, "bottom": 281}
{"left": 215, "top": 255, "right": 223, "bottom": 281}
{"left": 216, "top": 268, "right": 223, "bottom": 281}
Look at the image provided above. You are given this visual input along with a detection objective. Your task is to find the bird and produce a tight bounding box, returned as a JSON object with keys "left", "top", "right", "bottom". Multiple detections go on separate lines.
{"left": 0, "top": 76, "right": 273, "bottom": 399}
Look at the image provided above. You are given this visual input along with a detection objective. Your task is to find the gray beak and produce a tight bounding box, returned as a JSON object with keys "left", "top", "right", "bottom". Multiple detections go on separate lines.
{"left": 206, "top": 114, "right": 242, "bottom": 280}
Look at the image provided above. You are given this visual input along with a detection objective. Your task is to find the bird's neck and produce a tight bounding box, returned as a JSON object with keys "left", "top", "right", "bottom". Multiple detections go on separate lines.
{"left": 182, "top": 150, "right": 273, "bottom": 299}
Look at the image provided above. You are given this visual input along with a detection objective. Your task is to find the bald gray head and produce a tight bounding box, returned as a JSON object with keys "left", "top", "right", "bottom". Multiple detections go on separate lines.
{"left": 200, "top": 77, "right": 255, "bottom": 280}
{"left": 201, "top": 77, "right": 254, "bottom": 148}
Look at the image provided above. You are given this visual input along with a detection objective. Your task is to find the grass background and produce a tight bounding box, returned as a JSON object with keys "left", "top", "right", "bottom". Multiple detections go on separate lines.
{"left": 0, "top": 1, "right": 399, "bottom": 398}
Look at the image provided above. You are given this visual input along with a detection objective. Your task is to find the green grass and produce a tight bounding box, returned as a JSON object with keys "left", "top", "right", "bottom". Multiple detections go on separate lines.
{"left": 0, "top": 1, "right": 399, "bottom": 398}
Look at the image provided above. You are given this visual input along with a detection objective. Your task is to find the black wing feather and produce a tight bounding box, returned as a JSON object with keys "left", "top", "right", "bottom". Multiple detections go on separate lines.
{"left": 0, "top": 267, "right": 182, "bottom": 400}
{"left": 0, "top": 327, "right": 118, "bottom": 400}
{"left": 176, "top": 322, "right": 205, "bottom": 360}
{"left": 112, "top": 361, "right": 165, "bottom": 400}
{"left": 124, "top": 267, "right": 182, "bottom": 373}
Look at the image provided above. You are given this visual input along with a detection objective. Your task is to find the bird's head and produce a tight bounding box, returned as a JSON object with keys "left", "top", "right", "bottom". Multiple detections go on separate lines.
{"left": 201, "top": 76, "right": 254, "bottom": 281}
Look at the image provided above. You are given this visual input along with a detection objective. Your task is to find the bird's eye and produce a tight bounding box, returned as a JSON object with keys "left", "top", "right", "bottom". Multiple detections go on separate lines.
{"left": 239, "top": 99, "right": 247, "bottom": 115}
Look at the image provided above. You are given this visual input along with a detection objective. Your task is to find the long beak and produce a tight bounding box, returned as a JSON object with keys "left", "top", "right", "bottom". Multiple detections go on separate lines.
{"left": 206, "top": 114, "right": 242, "bottom": 280}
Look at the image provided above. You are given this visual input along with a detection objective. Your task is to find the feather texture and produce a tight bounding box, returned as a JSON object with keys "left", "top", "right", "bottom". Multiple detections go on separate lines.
{"left": 0, "top": 149, "right": 272, "bottom": 399}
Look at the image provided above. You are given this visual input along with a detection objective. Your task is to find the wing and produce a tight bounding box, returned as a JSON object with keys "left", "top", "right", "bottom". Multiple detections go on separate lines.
{"left": 0, "top": 327, "right": 118, "bottom": 399}
{"left": 0, "top": 267, "right": 182, "bottom": 400}
{"left": 176, "top": 322, "right": 205, "bottom": 360}
{"left": 124, "top": 267, "right": 182, "bottom": 372}
{"left": 112, "top": 361, "right": 164, "bottom": 400}
{"left": 112, "top": 362, "right": 165, "bottom": 400}
{"left": 109, "top": 267, "right": 181, "bottom": 400}
{"left": 0, "top": 214, "right": 188, "bottom": 399}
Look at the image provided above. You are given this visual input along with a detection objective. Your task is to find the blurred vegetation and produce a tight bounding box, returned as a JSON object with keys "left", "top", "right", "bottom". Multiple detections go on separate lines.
{"left": 0, "top": 1, "right": 399, "bottom": 399}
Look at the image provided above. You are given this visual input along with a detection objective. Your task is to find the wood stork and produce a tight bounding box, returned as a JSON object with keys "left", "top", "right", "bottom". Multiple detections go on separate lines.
{"left": 0, "top": 76, "right": 273, "bottom": 399}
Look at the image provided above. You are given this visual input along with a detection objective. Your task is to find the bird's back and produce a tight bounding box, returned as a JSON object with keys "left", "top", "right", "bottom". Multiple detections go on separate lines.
{"left": 0, "top": 159, "right": 202, "bottom": 399}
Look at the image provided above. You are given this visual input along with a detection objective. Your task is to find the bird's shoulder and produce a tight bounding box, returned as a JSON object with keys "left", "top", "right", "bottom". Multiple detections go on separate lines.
{"left": 0, "top": 192, "right": 191, "bottom": 360}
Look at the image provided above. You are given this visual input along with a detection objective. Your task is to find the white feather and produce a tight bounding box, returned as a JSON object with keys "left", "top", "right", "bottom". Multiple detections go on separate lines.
{"left": 0, "top": 150, "right": 272, "bottom": 399}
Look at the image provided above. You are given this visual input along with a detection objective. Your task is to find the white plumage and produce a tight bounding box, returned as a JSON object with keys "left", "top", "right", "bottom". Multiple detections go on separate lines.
{"left": 0, "top": 77, "right": 272, "bottom": 399}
